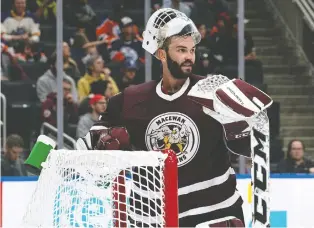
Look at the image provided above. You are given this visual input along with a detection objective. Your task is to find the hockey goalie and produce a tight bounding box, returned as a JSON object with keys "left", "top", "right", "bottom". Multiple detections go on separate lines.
{"left": 77, "top": 8, "right": 273, "bottom": 227}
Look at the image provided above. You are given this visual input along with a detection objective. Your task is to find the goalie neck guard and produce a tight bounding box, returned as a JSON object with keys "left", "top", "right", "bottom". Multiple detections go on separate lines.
{"left": 142, "top": 8, "right": 201, "bottom": 55}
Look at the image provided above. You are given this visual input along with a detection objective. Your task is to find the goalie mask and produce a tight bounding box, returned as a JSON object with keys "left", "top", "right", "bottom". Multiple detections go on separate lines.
{"left": 142, "top": 8, "right": 201, "bottom": 55}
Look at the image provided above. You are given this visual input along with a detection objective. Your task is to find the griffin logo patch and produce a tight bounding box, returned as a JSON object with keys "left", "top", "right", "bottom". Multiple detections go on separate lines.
{"left": 145, "top": 112, "right": 200, "bottom": 167}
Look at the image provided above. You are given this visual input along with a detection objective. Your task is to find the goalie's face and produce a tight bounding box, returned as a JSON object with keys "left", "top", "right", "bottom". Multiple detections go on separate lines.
{"left": 163, "top": 36, "right": 196, "bottom": 79}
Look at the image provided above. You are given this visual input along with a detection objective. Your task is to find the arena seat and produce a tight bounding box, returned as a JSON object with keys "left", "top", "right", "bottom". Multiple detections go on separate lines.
{"left": 1, "top": 81, "right": 41, "bottom": 149}
{"left": 9, "top": 62, "right": 48, "bottom": 82}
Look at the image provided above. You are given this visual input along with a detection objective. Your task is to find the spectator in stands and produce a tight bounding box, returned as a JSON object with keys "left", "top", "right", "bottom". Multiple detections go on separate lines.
{"left": 28, "top": 0, "right": 56, "bottom": 23}
{"left": 196, "top": 23, "right": 212, "bottom": 50}
{"left": 151, "top": 0, "right": 162, "bottom": 13}
{"left": 37, "top": 52, "right": 78, "bottom": 102}
{"left": 116, "top": 59, "right": 139, "bottom": 91}
{"left": 208, "top": 14, "right": 230, "bottom": 43}
{"left": 78, "top": 80, "right": 111, "bottom": 116}
{"left": 71, "top": 22, "right": 90, "bottom": 49}
{"left": 1, "top": 41, "right": 28, "bottom": 80}
{"left": 1, "top": 43, "right": 13, "bottom": 79}
{"left": 70, "top": 22, "right": 111, "bottom": 68}
{"left": 85, "top": 45, "right": 99, "bottom": 56}
{"left": 194, "top": 47, "right": 217, "bottom": 76}
{"left": 71, "top": 22, "right": 108, "bottom": 50}
{"left": 64, "top": 0, "right": 98, "bottom": 41}
{"left": 76, "top": 94, "right": 106, "bottom": 138}
{"left": 75, "top": 45, "right": 100, "bottom": 74}
{"left": 78, "top": 54, "right": 119, "bottom": 102}
{"left": 108, "top": 17, "right": 144, "bottom": 64}
{"left": 191, "top": 0, "right": 231, "bottom": 29}
{"left": 1, "top": 66, "right": 7, "bottom": 80}
{"left": 96, "top": 1, "right": 125, "bottom": 44}
{"left": 162, "top": 0, "right": 191, "bottom": 17}
{"left": 245, "top": 158, "right": 252, "bottom": 174}
{"left": 63, "top": 42, "right": 81, "bottom": 82}
{"left": 90, "top": 79, "right": 113, "bottom": 101}
{"left": 41, "top": 78, "right": 78, "bottom": 130}
{"left": 277, "top": 140, "right": 314, "bottom": 173}
{"left": 1, "top": 0, "right": 41, "bottom": 48}
{"left": 212, "top": 17, "right": 263, "bottom": 83}
{"left": 211, "top": 17, "right": 255, "bottom": 64}
{"left": 1, "top": 134, "right": 27, "bottom": 176}
{"left": 15, "top": 40, "right": 47, "bottom": 63}
{"left": 105, "top": 81, "right": 115, "bottom": 99}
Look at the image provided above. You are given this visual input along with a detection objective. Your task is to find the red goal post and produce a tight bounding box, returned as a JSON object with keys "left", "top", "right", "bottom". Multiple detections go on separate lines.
{"left": 162, "top": 149, "right": 179, "bottom": 227}
{"left": 113, "top": 149, "right": 178, "bottom": 227}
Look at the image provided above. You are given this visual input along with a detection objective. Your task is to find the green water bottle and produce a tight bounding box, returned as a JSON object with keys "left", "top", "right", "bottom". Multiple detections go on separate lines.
{"left": 25, "top": 135, "right": 56, "bottom": 170}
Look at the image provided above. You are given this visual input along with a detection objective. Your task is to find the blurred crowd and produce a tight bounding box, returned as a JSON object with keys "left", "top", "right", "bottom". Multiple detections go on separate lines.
{"left": 1, "top": 0, "right": 314, "bottom": 176}
{"left": 1, "top": 0, "right": 145, "bottom": 145}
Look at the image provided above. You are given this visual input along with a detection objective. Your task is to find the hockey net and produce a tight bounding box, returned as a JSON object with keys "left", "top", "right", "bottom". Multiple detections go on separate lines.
{"left": 23, "top": 149, "right": 178, "bottom": 228}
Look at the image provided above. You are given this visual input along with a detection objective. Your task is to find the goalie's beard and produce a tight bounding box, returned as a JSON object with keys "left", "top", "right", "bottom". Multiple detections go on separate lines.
{"left": 166, "top": 52, "right": 194, "bottom": 79}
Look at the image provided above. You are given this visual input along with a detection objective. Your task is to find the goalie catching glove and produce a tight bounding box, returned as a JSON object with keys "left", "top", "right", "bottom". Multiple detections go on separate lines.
{"left": 188, "top": 75, "right": 273, "bottom": 140}
{"left": 76, "top": 126, "right": 131, "bottom": 150}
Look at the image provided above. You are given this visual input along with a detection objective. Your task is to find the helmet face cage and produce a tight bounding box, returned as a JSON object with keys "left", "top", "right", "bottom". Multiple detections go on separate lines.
{"left": 153, "top": 8, "right": 178, "bottom": 30}
{"left": 142, "top": 8, "right": 201, "bottom": 55}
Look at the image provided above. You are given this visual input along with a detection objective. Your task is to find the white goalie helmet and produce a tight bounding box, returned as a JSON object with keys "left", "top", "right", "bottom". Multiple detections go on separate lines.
{"left": 142, "top": 8, "right": 201, "bottom": 55}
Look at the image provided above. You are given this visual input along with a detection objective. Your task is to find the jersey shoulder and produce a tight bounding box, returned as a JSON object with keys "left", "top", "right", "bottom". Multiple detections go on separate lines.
{"left": 124, "top": 80, "right": 157, "bottom": 94}
{"left": 123, "top": 80, "right": 158, "bottom": 109}
{"left": 107, "top": 75, "right": 204, "bottom": 113}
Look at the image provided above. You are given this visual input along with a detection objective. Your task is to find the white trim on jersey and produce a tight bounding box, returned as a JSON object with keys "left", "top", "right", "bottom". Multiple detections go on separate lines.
{"left": 178, "top": 167, "right": 235, "bottom": 196}
{"left": 156, "top": 77, "right": 190, "bottom": 101}
{"left": 178, "top": 192, "right": 241, "bottom": 219}
{"left": 130, "top": 167, "right": 235, "bottom": 200}
{"left": 127, "top": 207, "right": 162, "bottom": 225}
{"left": 132, "top": 182, "right": 162, "bottom": 199}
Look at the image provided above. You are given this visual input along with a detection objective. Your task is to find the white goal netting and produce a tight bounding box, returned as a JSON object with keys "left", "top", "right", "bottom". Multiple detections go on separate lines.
{"left": 23, "top": 150, "right": 178, "bottom": 228}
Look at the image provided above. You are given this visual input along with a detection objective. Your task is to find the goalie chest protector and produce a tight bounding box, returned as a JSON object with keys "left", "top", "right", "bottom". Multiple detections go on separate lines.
{"left": 103, "top": 75, "right": 246, "bottom": 226}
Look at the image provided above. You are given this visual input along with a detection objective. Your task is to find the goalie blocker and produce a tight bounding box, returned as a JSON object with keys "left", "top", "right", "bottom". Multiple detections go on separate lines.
{"left": 188, "top": 76, "right": 272, "bottom": 227}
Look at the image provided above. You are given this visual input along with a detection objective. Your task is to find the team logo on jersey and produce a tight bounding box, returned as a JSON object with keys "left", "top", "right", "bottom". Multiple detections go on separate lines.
{"left": 145, "top": 112, "right": 200, "bottom": 167}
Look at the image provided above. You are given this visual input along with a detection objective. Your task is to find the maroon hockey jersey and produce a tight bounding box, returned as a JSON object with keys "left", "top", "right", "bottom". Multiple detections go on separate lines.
{"left": 100, "top": 75, "right": 250, "bottom": 226}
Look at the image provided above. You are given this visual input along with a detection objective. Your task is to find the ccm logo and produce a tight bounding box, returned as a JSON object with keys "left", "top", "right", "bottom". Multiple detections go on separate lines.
{"left": 234, "top": 131, "right": 250, "bottom": 139}
{"left": 253, "top": 128, "right": 269, "bottom": 226}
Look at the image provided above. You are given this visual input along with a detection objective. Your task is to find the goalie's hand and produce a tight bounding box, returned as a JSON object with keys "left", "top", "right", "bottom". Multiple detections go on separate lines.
{"left": 76, "top": 125, "right": 130, "bottom": 150}
{"left": 188, "top": 75, "right": 273, "bottom": 140}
